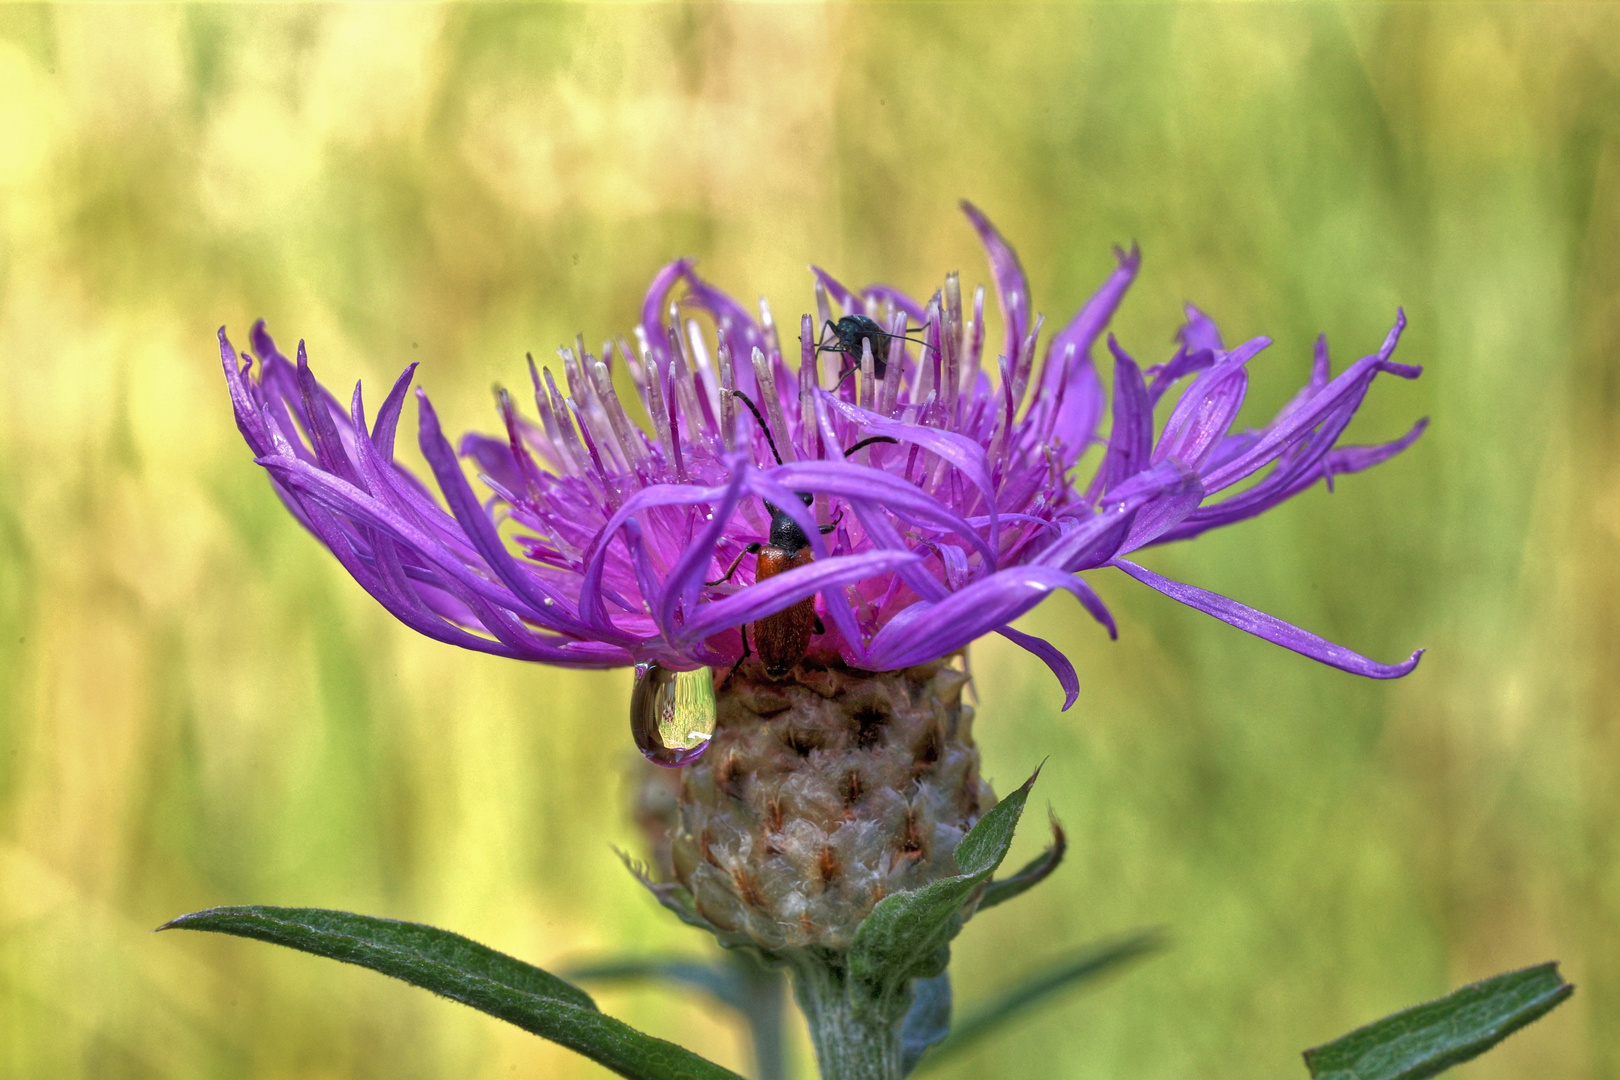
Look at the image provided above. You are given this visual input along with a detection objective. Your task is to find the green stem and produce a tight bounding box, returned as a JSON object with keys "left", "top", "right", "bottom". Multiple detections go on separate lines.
{"left": 791, "top": 959, "right": 904, "bottom": 1080}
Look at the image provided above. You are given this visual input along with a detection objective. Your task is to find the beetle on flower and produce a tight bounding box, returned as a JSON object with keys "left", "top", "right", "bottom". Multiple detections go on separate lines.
{"left": 219, "top": 201, "right": 1424, "bottom": 709}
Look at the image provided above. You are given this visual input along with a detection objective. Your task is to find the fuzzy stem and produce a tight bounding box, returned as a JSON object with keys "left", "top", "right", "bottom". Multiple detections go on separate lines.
{"left": 791, "top": 959, "right": 904, "bottom": 1080}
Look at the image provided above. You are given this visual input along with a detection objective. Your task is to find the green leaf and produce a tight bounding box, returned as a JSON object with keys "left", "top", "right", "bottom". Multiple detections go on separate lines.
{"left": 977, "top": 811, "right": 1066, "bottom": 912}
{"left": 916, "top": 930, "right": 1162, "bottom": 1069}
{"left": 569, "top": 952, "right": 790, "bottom": 1080}
{"left": 847, "top": 767, "right": 1040, "bottom": 1020}
{"left": 160, "top": 906, "right": 745, "bottom": 1080}
{"left": 1303, "top": 962, "right": 1574, "bottom": 1080}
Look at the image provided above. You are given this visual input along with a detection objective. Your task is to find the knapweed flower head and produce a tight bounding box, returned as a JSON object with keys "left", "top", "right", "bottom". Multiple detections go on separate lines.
{"left": 220, "top": 202, "right": 1424, "bottom": 708}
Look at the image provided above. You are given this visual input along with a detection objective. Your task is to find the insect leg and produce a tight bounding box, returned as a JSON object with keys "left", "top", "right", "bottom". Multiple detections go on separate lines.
{"left": 705, "top": 542, "right": 762, "bottom": 587}
{"left": 718, "top": 622, "right": 752, "bottom": 692}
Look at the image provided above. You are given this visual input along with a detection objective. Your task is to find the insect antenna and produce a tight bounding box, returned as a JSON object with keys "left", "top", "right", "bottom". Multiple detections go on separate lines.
{"left": 844, "top": 435, "right": 900, "bottom": 457}
{"left": 725, "top": 388, "right": 784, "bottom": 467}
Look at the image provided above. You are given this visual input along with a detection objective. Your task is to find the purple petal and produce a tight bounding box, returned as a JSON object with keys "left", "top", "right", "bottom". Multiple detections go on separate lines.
{"left": 293, "top": 341, "right": 363, "bottom": 487}
{"left": 862, "top": 285, "right": 927, "bottom": 322}
{"left": 371, "top": 363, "right": 419, "bottom": 460}
{"left": 1103, "top": 336, "right": 1152, "bottom": 491}
{"left": 460, "top": 432, "right": 525, "bottom": 495}
{"left": 1037, "top": 459, "right": 1201, "bottom": 570}
{"left": 578, "top": 478, "right": 735, "bottom": 636}
{"left": 677, "top": 550, "right": 921, "bottom": 642}
{"left": 640, "top": 258, "right": 695, "bottom": 369}
{"left": 960, "top": 201, "right": 1030, "bottom": 374}
{"left": 823, "top": 393, "right": 999, "bottom": 551}
{"left": 994, "top": 625, "right": 1081, "bottom": 710}
{"left": 1043, "top": 243, "right": 1140, "bottom": 397}
{"left": 1043, "top": 345, "right": 1106, "bottom": 457}
{"left": 416, "top": 392, "right": 590, "bottom": 634}
{"left": 1145, "top": 345, "right": 1215, "bottom": 407}
{"left": 1153, "top": 336, "right": 1268, "bottom": 470}
{"left": 1112, "top": 558, "right": 1422, "bottom": 678}
{"left": 864, "top": 564, "right": 1111, "bottom": 670}
{"left": 767, "top": 458, "right": 997, "bottom": 569}
{"left": 258, "top": 454, "right": 631, "bottom": 666}
{"left": 811, "top": 266, "right": 862, "bottom": 316}
{"left": 679, "top": 267, "right": 768, "bottom": 386}
{"left": 1327, "top": 417, "right": 1428, "bottom": 474}
{"left": 1178, "top": 304, "right": 1224, "bottom": 354}
{"left": 1120, "top": 483, "right": 1207, "bottom": 553}
{"left": 220, "top": 329, "right": 272, "bottom": 456}
{"left": 1202, "top": 311, "right": 1417, "bottom": 493}
{"left": 1155, "top": 417, "right": 1428, "bottom": 545}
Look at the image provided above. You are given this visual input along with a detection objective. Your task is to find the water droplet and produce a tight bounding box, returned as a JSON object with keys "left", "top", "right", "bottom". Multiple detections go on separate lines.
{"left": 630, "top": 662, "right": 717, "bottom": 767}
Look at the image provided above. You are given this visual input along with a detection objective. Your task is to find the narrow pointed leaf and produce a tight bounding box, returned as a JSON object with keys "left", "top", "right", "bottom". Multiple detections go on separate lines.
{"left": 848, "top": 768, "right": 1040, "bottom": 1017}
{"left": 1303, "top": 962, "right": 1573, "bottom": 1080}
{"left": 570, "top": 953, "right": 790, "bottom": 1080}
{"left": 978, "top": 813, "right": 1066, "bottom": 911}
{"left": 160, "top": 906, "right": 745, "bottom": 1080}
{"left": 916, "top": 931, "right": 1162, "bottom": 1068}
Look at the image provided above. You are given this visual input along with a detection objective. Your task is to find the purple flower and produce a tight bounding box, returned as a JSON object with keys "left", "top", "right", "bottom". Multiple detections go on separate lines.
{"left": 219, "top": 202, "right": 1424, "bottom": 708}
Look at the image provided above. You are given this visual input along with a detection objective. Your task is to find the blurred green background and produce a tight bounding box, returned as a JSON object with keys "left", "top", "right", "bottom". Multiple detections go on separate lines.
{"left": 1, "top": 3, "right": 1615, "bottom": 1077}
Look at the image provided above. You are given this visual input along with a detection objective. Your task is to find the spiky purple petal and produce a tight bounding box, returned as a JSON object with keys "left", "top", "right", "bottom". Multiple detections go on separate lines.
{"left": 220, "top": 205, "right": 1425, "bottom": 707}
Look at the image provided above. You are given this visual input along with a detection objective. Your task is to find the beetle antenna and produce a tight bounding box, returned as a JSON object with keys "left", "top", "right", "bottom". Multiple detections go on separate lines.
{"left": 725, "top": 388, "right": 784, "bottom": 467}
{"left": 844, "top": 435, "right": 899, "bottom": 457}
{"left": 878, "top": 328, "right": 937, "bottom": 353}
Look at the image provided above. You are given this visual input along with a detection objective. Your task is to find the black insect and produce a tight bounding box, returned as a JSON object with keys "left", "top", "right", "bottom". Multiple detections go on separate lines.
{"left": 707, "top": 389, "right": 897, "bottom": 681}
{"left": 817, "top": 314, "right": 934, "bottom": 387}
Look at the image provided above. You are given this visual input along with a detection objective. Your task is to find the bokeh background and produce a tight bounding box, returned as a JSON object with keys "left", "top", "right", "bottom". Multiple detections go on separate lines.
{"left": 2, "top": 3, "right": 1616, "bottom": 1078}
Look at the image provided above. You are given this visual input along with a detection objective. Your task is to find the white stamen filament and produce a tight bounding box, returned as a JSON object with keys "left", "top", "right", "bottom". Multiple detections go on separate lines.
{"left": 859, "top": 337, "right": 875, "bottom": 411}
{"left": 752, "top": 346, "right": 795, "bottom": 463}
{"left": 1009, "top": 314, "right": 1044, "bottom": 423}
{"left": 910, "top": 325, "right": 935, "bottom": 409}
{"left": 572, "top": 348, "right": 631, "bottom": 474}
{"left": 523, "top": 356, "right": 570, "bottom": 472}
{"left": 639, "top": 341, "right": 679, "bottom": 473}
{"left": 591, "top": 359, "right": 645, "bottom": 470}
{"left": 878, "top": 309, "right": 906, "bottom": 418}
{"left": 718, "top": 341, "right": 736, "bottom": 452}
{"left": 667, "top": 325, "right": 712, "bottom": 453}
{"left": 799, "top": 315, "right": 820, "bottom": 463}
{"left": 542, "top": 367, "right": 595, "bottom": 492}
{"left": 758, "top": 296, "right": 780, "bottom": 360}
{"left": 566, "top": 397, "right": 621, "bottom": 508}
{"left": 530, "top": 362, "right": 579, "bottom": 477}
{"left": 560, "top": 347, "right": 592, "bottom": 418}
{"left": 965, "top": 285, "right": 986, "bottom": 396}
{"left": 686, "top": 319, "right": 723, "bottom": 427}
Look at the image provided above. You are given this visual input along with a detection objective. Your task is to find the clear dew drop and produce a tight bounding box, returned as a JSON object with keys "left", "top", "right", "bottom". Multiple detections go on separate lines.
{"left": 630, "top": 662, "right": 717, "bottom": 768}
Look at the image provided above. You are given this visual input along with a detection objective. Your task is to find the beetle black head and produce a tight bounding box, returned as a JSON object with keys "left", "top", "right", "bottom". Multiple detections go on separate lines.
{"left": 762, "top": 491, "right": 816, "bottom": 555}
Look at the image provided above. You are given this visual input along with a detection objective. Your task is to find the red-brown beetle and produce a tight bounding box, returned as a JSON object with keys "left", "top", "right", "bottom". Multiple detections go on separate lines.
{"left": 708, "top": 390, "right": 895, "bottom": 681}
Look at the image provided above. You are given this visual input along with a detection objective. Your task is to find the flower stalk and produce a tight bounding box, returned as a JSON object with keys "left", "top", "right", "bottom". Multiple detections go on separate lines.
{"left": 791, "top": 958, "right": 905, "bottom": 1080}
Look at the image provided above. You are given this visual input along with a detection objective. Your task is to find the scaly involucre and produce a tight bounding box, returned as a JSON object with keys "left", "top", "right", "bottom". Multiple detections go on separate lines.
{"left": 220, "top": 203, "right": 1425, "bottom": 706}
